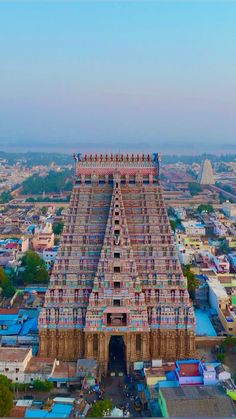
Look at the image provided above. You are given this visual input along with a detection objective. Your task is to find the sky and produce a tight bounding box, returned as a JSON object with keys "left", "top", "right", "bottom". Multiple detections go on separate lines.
{"left": 0, "top": 0, "right": 236, "bottom": 154}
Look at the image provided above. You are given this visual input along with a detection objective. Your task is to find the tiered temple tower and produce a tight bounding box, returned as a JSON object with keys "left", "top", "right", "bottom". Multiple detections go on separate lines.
{"left": 39, "top": 153, "right": 195, "bottom": 374}
{"left": 198, "top": 159, "right": 215, "bottom": 185}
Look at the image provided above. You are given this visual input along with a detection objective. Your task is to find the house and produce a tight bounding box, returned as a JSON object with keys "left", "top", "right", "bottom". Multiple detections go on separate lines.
{"left": 158, "top": 385, "right": 236, "bottom": 417}
{"left": 0, "top": 308, "right": 39, "bottom": 348}
{"left": 175, "top": 360, "right": 203, "bottom": 385}
{"left": 31, "top": 223, "right": 54, "bottom": 251}
{"left": 182, "top": 220, "right": 206, "bottom": 236}
{"left": 144, "top": 367, "right": 167, "bottom": 387}
{"left": 42, "top": 246, "right": 58, "bottom": 268}
{"left": 24, "top": 357, "right": 56, "bottom": 383}
{"left": 208, "top": 278, "right": 236, "bottom": 335}
{"left": 0, "top": 347, "right": 32, "bottom": 382}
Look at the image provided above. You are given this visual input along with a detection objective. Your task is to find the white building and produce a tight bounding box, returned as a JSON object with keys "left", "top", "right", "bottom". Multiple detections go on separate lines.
{"left": 222, "top": 201, "right": 236, "bottom": 219}
{"left": 42, "top": 246, "right": 58, "bottom": 268}
{"left": 182, "top": 220, "right": 206, "bottom": 236}
{"left": 0, "top": 347, "right": 56, "bottom": 383}
{"left": 207, "top": 278, "right": 229, "bottom": 313}
{"left": 212, "top": 220, "right": 228, "bottom": 237}
{"left": 173, "top": 207, "right": 187, "bottom": 221}
{"left": 0, "top": 347, "right": 32, "bottom": 382}
{"left": 177, "top": 244, "right": 195, "bottom": 265}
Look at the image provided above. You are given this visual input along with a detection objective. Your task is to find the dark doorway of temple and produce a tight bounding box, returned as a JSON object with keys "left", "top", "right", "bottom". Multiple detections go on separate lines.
{"left": 108, "top": 335, "right": 126, "bottom": 374}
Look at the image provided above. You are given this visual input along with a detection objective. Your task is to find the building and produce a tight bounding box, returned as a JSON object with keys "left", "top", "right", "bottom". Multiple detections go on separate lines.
{"left": 158, "top": 386, "right": 235, "bottom": 417}
{"left": 0, "top": 346, "right": 56, "bottom": 384}
{"left": 0, "top": 347, "right": 32, "bottom": 382}
{"left": 42, "top": 246, "right": 59, "bottom": 269}
{"left": 38, "top": 154, "right": 195, "bottom": 374}
{"left": 31, "top": 223, "right": 54, "bottom": 251}
{"left": 222, "top": 202, "right": 236, "bottom": 218}
{"left": 182, "top": 220, "right": 206, "bottom": 236}
{"left": 198, "top": 159, "right": 215, "bottom": 185}
{"left": 175, "top": 360, "right": 217, "bottom": 386}
{"left": 24, "top": 356, "right": 56, "bottom": 383}
{"left": 208, "top": 278, "right": 236, "bottom": 335}
{"left": 0, "top": 308, "right": 39, "bottom": 348}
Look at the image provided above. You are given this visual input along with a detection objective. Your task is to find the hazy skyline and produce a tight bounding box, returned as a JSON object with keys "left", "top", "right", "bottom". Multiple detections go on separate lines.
{"left": 0, "top": 1, "right": 236, "bottom": 153}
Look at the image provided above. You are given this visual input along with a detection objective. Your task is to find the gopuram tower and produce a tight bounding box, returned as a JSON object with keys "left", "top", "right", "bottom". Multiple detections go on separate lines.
{"left": 39, "top": 153, "right": 195, "bottom": 374}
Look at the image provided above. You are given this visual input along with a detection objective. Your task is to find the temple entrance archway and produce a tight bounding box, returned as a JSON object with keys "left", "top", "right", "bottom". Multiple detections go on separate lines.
{"left": 108, "top": 335, "right": 126, "bottom": 374}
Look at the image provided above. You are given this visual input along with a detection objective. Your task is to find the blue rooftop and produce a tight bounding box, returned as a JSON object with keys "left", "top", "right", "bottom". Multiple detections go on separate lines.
{"left": 0, "top": 309, "right": 39, "bottom": 336}
{"left": 25, "top": 404, "right": 72, "bottom": 418}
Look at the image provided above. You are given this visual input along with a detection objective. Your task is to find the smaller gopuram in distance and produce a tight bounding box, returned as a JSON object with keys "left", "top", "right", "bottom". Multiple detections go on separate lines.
{"left": 38, "top": 153, "right": 196, "bottom": 375}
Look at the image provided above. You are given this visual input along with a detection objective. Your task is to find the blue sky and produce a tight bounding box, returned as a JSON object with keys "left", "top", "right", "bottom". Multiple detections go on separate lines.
{"left": 0, "top": 1, "right": 235, "bottom": 153}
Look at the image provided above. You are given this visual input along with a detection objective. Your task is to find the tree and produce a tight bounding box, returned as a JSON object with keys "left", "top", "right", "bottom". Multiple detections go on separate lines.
{"left": 33, "top": 379, "right": 54, "bottom": 391}
{"left": 52, "top": 221, "right": 64, "bottom": 235}
{"left": 0, "top": 191, "right": 12, "bottom": 204}
{"left": 19, "top": 251, "right": 49, "bottom": 285}
{"left": 0, "top": 268, "right": 16, "bottom": 298}
{"left": 197, "top": 204, "right": 214, "bottom": 214}
{"left": 0, "top": 383, "right": 13, "bottom": 417}
{"left": 0, "top": 374, "right": 11, "bottom": 388}
{"left": 218, "top": 239, "right": 230, "bottom": 255}
{"left": 182, "top": 265, "right": 198, "bottom": 299}
{"left": 216, "top": 353, "right": 225, "bottom": 362}
{"left": 188, "top": 182, "right": 202, "bottom": 196}
{"left": 89, "top": 400, "right": 112, "bottom": 417}
{"left": 221, "top": 336, "right": 236, "bottom": 349}
{"left": 21, "top": 170, "right": 73, "bottom": 195}
{"left": 41, "top": 206, "right": 47, "bottom": 215}
{"left": 56, "top": 207, "right": 64, "bottom": 216}
{"left": 170, "top": 220, "right": 177, "bottom": 232}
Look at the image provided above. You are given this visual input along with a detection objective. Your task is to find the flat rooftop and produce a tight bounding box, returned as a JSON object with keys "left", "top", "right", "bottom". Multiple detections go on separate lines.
{"left": 178, "top": 362, "right": 201, "bottom": 377}
{"left": 51, "top": 361, "right": 77, "bottom": 379}
{"left": 0, "top": 347, "right": 31, "bottom": 362}
{"left": 161, "top": 385, "right": 226, "bottom": 400}
{"left": 24, "top": 357, "right": 55, "bottom": 374}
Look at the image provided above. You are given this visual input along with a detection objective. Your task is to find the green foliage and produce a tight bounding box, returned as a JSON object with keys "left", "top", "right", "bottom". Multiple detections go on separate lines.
{"left": 33, "top": 379, "right": 54, "bottom": 391}
{"left": 0, "top": 151, "right": 72, "bottom": 167}
{"left": 216, "top": 163, "right": 231, "bottom": 173}
{"left": 188, "top": 182, "right": 202, "bottom": 196}
{"left": 219, "top": 192, "right": 233, "bottom": 204}
{"left": 0, "top": 268, "right": 16, "bottom": 298}
{"left": 0, "top": 191, "right": 12, "bottom": 204}
{"left": 182, "top": 265, "right": 198, "bottom": 299}
{"left": 216, "top": 353, "right": 225, "bottom": 362}
{"left": 218, "top": 238, "right": 230, "bottom": 254}
{"left": 19, "top": 251, "right": 49, "bottom": 285}
{"left": 21, "top": 170, "right": 72, "bottom": 195}
{"left": 89, "top": 400, "right": 112, "bottom": 417}
{"left": 221, "top": 336, "right": 236, "bottom": 348}
{"left": 197, "top": 204, "right": 214, "bottom": 214}
{"left": 41, "top": 206, "right": 48, "bottom": 215}
{"left": 52, "top": 222, "right": 64, "bottom": 235}
{"left": 10, "top": 382, "right": 29, "bottom": 391}
{"left": 0, "top": 374, "right": 11, "bottom": 388}
{"left": 161, "top": 153, "right": 236, "bottom": 165}
{"left": 186, "top": 168, "right": 197, "bottom": 179}
{"left": 56, "top": 207, "right": 64, "bottom": 216}
{"left": 170, "top": 220, "right": 177, "bottom": 232}
{"left": 0, "top": 383, "right": 13, "bottom": 416}
{"left": 26, "top": 196, "right": 70, "bottom": 203}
